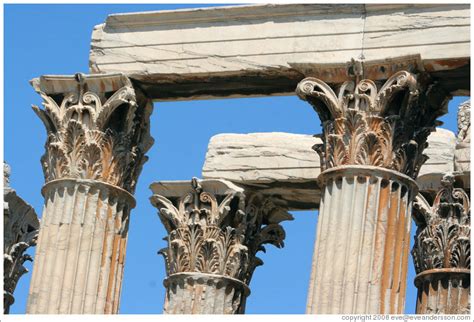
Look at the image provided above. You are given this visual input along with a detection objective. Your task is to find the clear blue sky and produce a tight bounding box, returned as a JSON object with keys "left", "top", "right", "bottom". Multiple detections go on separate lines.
{"left": 5, "top": 4, "right": 465, "bottom": 314}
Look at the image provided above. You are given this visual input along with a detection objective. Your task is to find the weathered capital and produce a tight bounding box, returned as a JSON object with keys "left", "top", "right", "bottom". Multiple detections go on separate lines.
{"left": 412, "top": 173, "right": 470, "bottom": 314}
{"left": 150, "top": 178, "right": 293, "bottom": 314}
{"left": 31, "top": 73, "right": 154, "bottom": 192}
{"left": 296, "top": 71, "right": 450, "bottom": 179}
{"left": 4, "top": 162, "right": 39, "bottom": 314}
{"left": 412, "top": 173, "right": 470, "bottom": 273}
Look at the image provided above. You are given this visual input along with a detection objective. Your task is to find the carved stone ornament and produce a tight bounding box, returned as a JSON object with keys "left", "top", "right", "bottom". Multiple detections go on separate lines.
{"left": 296, "top": 71, "right": 449, "bottom": 178}
{"left": 412, "top": 173, "right": 470, "bottom": 274}
{"left": 150, "top": 178, "right": 293, "bottom": 286}
{"left": 4, "top": 162, "right": 39, "bottom": 313}
{"left": 31, "top": 73, "right": 153, "bottom": 192}
{"left": 457, "top": 100, "right": 470, "bottom": 143}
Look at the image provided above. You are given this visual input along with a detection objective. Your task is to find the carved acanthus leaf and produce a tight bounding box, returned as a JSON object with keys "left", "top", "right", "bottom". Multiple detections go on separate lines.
{"left": 152, "top": 179, "right": 293, "bottom": 286}
{"left": 412, "top": 173, "right": 470, "bottom": 274}
{"left": 31, "top": 73, "right": 153, "bottom": 192}
{"left": 296, "top": 71, "right": 449, "bottom": 178}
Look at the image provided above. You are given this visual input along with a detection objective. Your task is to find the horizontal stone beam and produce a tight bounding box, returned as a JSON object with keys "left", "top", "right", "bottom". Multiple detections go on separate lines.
{"left": 202, "top": 129, "right": 459, "bottom": 210}
{"left": 90, "top": 4, "right": 470, "bottom": 100}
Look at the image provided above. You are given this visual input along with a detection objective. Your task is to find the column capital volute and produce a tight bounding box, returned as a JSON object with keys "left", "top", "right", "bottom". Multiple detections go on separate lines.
{"left": 150, "top": 178, "right": 293, "bottom": 286}
{"left": 31, "top": 73, "right": 153, "bottom": 192}
{"left": 296, "top": 70, "right": 451, "bottom": 179}
{"left": 412, "top": 173, "right": 470, "bottom": 277}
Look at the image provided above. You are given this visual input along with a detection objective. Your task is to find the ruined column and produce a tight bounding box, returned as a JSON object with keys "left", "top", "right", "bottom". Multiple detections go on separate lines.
{"left": 296, "top": 70, "right": 450, "bottom": 314}
{"left": 26, "top": 73, "right": 153, "bottom": 314}
{"left": 412, "top": 173, "right": 470, "bottom": 314}
{"left": 150, "top": 178, "right": 292, "bottom": 314}
{"left": 4, "top": 163, "right": 40, "bottom": 313}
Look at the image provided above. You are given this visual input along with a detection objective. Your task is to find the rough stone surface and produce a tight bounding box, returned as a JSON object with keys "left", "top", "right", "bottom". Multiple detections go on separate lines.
{"left": 202, "top": 128, "right": 459, "bottom": 210}
{"left": 90, "top": 4, "right": 469, "bottom": 100}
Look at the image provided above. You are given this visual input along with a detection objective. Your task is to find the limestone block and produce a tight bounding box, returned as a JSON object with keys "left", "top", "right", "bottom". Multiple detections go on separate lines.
{"left": 417, "top": 128, "right": 457, "bottom": 193}
{"left": 202, "top": 132, "right": 321, "bottom": 210}
{"left": 455, "top": 143, "right": 470, "bottom": 173}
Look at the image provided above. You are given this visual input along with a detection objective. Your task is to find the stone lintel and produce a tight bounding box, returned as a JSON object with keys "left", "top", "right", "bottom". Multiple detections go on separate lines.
{"left": 90, "top": 3, "right": 469, "bottom": 100}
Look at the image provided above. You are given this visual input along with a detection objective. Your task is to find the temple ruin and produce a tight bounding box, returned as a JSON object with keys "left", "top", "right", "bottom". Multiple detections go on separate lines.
{"left": 4, "top": 3, "right": 470, "bottom": 315}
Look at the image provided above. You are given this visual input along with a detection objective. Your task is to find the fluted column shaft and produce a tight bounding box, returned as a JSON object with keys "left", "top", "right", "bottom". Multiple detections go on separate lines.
{"left": 27, "top": 180, "right": 133, "bottom": 313}
{"left": 163, "top": 273, "right": 250, "bottom": 314}
{"left": 306, "top": 166, "right": 416, "bottom": 313}
{"left": 415, "top": 269, "right": 470, "bottom": 314}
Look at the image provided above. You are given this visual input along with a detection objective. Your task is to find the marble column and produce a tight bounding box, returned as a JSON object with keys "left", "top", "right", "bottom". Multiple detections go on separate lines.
{"left": 412, "top": 175, "right": 470, "bottom": 314}
{"left": 150, "top": 178, "right": 293, "bottom": 314}
{"left": 296, "top": 70, "right": 450, "bottom": 314}
{"left": 26, "top": 73, "right": 153, "bottom": 314}
{"left": 4, "top": 163, "right": 40, "bottom": 313}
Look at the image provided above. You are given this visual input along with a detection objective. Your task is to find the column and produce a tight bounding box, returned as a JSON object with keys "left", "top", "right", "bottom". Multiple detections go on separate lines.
{"left": 412, "top": 180, "right": 470, "bottom": 313}
{"left": 150, "top": 178, "right": 293, "bottom": 314}
{"left": 296, "top": 70, "right": 450, "bottom": 314}
{"left": 26, "top": 73, "right": 154, "bottom": 314}
{"left": 4, "top": 163, "right": 40, "bottom": 313}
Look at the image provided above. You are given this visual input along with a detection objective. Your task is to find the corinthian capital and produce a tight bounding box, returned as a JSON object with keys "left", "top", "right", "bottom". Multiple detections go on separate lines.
{"left": 4, "top": 163, "right": 39, "bottom": 313}
{"left": 412, "top": 173, "right": 470, "bottom": 274}
{"left": 31, "top": 73, "right": 153, "bottom": 192}
{"left": 296, "top": 71, "right": 450, "bottom": 178}
{"left": 150, "top": 178, "right": 293, "bottom": 287}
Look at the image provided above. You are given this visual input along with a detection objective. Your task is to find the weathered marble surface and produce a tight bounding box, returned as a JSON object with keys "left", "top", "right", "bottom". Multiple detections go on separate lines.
{"left": 90, "top": 4, "right": 469, "bottom": 100}
{"left": 202, "top": 129, "right": 459, "bottom": 210}
{"left": 307, "top": 166, "right": 416, "bottom": 313}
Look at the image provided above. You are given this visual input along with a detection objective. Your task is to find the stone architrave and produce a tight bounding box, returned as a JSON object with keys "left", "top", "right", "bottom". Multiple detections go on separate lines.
{"left": 150, "top": 178, "right": 293, "bottom": 314}
{"left": 296, "top": 70, "right": 450, "bottom": 314}
{"left": 454, "top": 100, "right": 470, "bottom": 174}
{"left": 4, "top": 163, "right": 40, "bottom": 314}
{"left": 412, "top": 173, "right": 470, "bottom": 314}
{"left": 26, "top": 73, "right": 153, "bottom": 314}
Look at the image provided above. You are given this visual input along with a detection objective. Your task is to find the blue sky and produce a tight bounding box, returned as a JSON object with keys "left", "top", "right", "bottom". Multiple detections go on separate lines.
{"left": 4, "top": 4, "right": 466, "bottom": 314}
